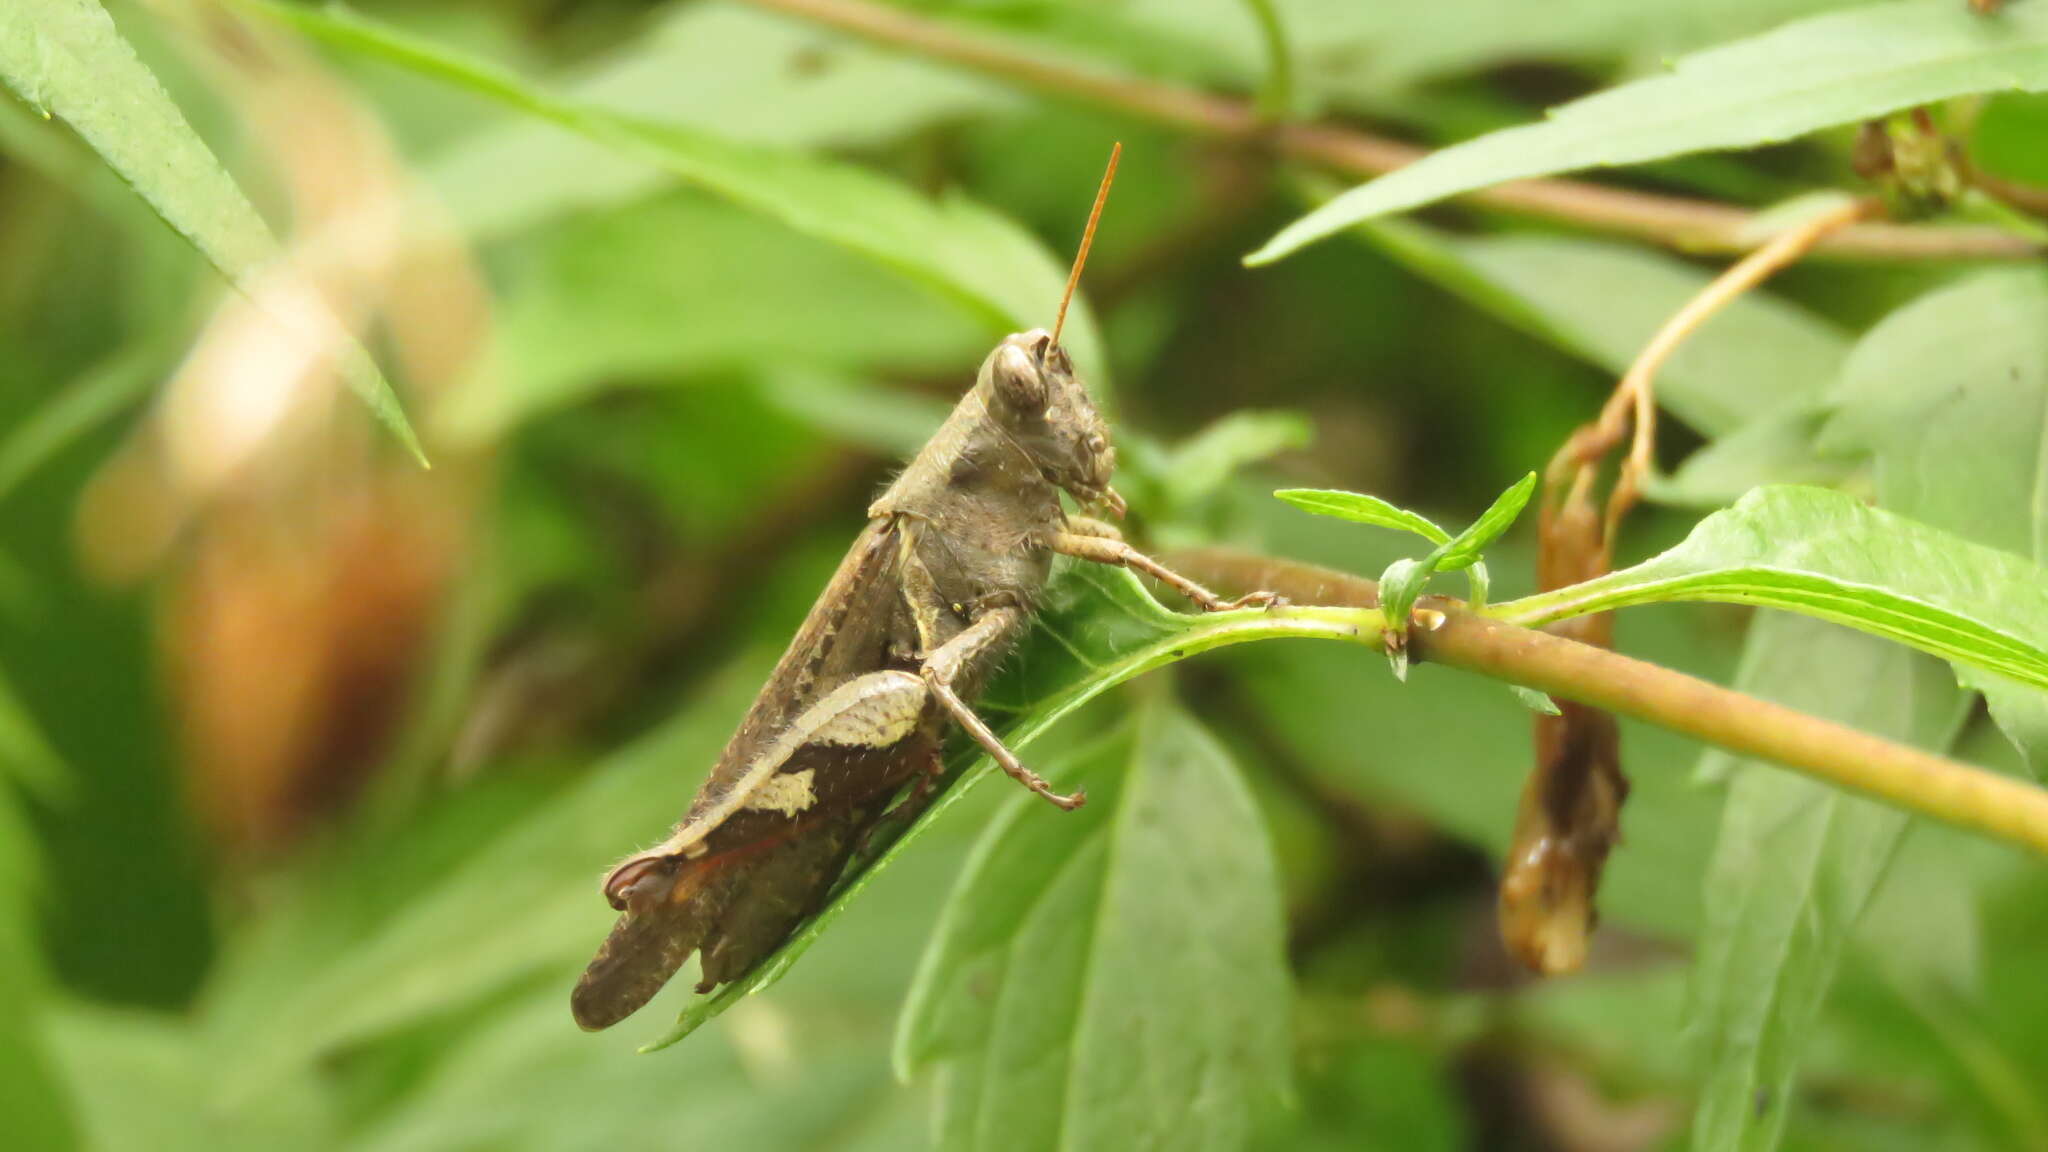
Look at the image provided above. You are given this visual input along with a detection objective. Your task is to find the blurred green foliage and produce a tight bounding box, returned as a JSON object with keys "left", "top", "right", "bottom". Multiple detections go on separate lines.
{"left": 3, "top": 2, "right": 2048, "bottom": 1150}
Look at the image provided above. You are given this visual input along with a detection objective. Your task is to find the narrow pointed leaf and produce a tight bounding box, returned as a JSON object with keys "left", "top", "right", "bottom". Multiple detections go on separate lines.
{"left": 1275, "top": 488, "right": 1450, "bottom": 545}
{"left": 428, "top": 2, "right": 1010, "bottom": 240}
{"left": 1687, "top": 615, "right": 1969, "bottom": 1152}
{"left": 0, "top": 677, "right": 76, "bottom": 1148}
{"left": 0, "top": 0, "right": 425, "bottom": 461}
{"left": 1435, "top": 471, "right": 1535, "bottom": 572}
{"left": 1250, "top": 0, "right": 2048, "bottom": 263}
{"left": 1493, "top": 486, "right": 2048, "bottom": 695}
{"left": 238, "top": 0, "right": 1107, "bottom": 389}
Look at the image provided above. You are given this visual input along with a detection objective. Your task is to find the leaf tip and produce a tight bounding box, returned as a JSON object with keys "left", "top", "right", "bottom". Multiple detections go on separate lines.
{"left": 1243, "top": 236, "right": 1291, "bottom": 267}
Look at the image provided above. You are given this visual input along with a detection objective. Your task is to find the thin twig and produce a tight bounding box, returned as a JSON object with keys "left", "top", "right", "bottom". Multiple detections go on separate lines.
{"left": 1168, "top": 549, "right": 2048, "bottom": 860}
{"left": 736, "top": 0, "right": 2039, "bottom": 262}
{"left": 1548, "top": 196, "right": 1879, "bottom": 542}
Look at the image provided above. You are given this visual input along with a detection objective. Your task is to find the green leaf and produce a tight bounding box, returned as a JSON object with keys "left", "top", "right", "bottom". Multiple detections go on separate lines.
{"left": 0, "top": 0, "right": 424, "bottom": 462}
{"left": 1434, "top": 470, "right": 1534, "bottom": 571}
{"left": 1117, "top": 412, "right": 1311, "bottom": 550}
{"left": 1647, "top": 406, "right": 1854, "bottom": 509}
{"left": 1239, "top": 0, "right": 1295, "bottom": 116}
{"left": 438, "top": 193, "right": 988, "bottom": 441}
{"left": 895, "top": 699, "right": 1290, "bottom": 1151}
{"left": 240, "top": 0, "right": 1107, "bottom": 389}
{"left": 195, "top": 661, "right": 775, "bottom": 1098}
{"left": 1511, "top": 685, "right": 1562, "bottom": 715}
{"left": 1687, "top": 614, "right": 1969, "bottom": 1152}
{"left": 355, "top": 984, "right": 924, "bottom": 1152}
{"left": 1485, "top": 965, "right": 1698, "bottom": 1092}
{"left": 900, "top": 0, "right": 1263, "bottom": 101}
{"left": 1974, "top": 91, "right": 2048, "bottom": 186}
{"left": 1155, "top": 410, "right": 1311, "bottom": 510}
{"left": 0, "top": 666, "right": 66, "bottom": 801}
{"left": 1964, "top": 870, "right": 2048, "bottom": 1145}
{"left": 1350, "top": 218, "right": 1850, "bottom": 437}
{"left": 427, "top": 1, "right": 1013, "bottom": 240}
{"left": 1492, "top": 485, "right": 2048, "bottom": 695}
{"left": 1258, "top": 1027, "right": 1463, "bottom": 1151}
{"left": 1278, "top": 0, "right": 1867, "bottom": 104}
{"left": 0, "top": 660, "right": 75, "bottom": 1149}
{"left": 759, "top": 371, "right": 954, "bottom": 458}
{"left": 1248, "top": 0, "right": 2048, "bottom": 263}
{"left": 1275, "top": 488, "right": 1451, "bottom": 545}
{"left": 1821, "top": 268, "right": 2048, "bottom": 774}
{"left": 0, "top": 341, "right": 166, "bottom": 510}
{"left": 50, "top": 1004, "right": 328, "bottom": 1152}
{"left": 0, "top": 976, "right": 72, "bottom": 1151}
{"left": 1277, "top": 479, "right": 1521, "bottom": 628}
{"left": 0, "top": 771, "right": 76, "bottom": 1152}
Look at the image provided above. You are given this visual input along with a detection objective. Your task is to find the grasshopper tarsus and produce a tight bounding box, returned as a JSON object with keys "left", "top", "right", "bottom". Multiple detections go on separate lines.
{"left": 1224, "top": 590, "right": 1285, "bottom": 611}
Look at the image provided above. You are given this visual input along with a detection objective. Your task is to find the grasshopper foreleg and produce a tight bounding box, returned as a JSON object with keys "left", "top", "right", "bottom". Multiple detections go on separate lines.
{"left": 1050, "top": 524, "right": 1279, "bottom": 612}
{"left": 921, "top": 605, "right": 1085, "bottom": 810}
{"left": 1062, "top": 514, "right": 1124, "bottom": 541}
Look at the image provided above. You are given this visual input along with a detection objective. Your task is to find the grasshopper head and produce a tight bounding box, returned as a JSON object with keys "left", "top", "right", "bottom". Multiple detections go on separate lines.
{"left": 982, "top": 329, "right": 1116, "bottom": 509}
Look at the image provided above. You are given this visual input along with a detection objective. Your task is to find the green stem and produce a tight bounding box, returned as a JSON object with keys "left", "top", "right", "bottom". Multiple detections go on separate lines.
{"left": 1165, "top": 548, "right": 2048, "bottom": 861}
{"left": 1237, "top": 0, "right": 1293, "bottom": 120}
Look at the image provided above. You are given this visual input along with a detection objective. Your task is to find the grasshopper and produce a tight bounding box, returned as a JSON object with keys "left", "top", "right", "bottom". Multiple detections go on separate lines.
{"left": 572, "top": 146, "right": 1274, "bottom": 1031}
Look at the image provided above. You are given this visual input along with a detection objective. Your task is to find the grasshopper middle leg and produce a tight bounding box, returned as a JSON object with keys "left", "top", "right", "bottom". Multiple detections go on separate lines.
{"left": 921, "top": 605, "right": 1085, "bottom": 810}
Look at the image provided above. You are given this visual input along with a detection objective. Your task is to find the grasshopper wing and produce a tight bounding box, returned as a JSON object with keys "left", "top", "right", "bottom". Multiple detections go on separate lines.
{"left": 573, "top": 521, "right": 938, "bottom": 1029}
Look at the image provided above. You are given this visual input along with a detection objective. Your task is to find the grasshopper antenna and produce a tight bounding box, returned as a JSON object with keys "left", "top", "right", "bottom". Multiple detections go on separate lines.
{"left": 1050, "top": 141, "right": 1121, "bottom": 350}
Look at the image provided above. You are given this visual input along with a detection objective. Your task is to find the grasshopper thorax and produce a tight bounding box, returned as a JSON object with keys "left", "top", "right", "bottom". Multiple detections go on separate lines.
{"left": 979, "top": 329, "right": 1115, "bottom": 511}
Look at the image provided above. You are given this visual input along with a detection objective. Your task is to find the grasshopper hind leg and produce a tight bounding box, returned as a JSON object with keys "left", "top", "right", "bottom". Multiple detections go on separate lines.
{"left": 695, "top": 802, "right": 882, "bottom": 988}
{"left": 856, "top": 743, "right": 948, "bottom": 859}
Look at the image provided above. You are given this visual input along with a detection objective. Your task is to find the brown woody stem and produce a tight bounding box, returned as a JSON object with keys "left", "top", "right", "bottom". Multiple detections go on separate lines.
{"left": 738, "top": 0, "right": 2039, "bottom": 262}
{"left": 1168, "top": 548, "right": 2048, "bottom": 860}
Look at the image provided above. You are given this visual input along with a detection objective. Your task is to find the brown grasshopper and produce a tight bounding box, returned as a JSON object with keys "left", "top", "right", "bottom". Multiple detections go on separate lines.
{"left": 572, "top": 146, "right": 1274, "bottom": 1031}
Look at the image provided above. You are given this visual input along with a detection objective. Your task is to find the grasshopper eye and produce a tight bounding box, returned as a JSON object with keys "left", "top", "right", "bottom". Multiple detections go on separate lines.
{"left": 991, "top": 342, "right": 1046, "bottom": 412}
